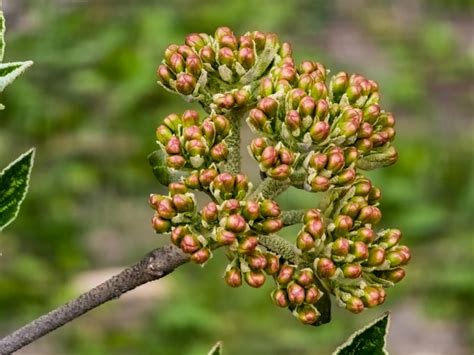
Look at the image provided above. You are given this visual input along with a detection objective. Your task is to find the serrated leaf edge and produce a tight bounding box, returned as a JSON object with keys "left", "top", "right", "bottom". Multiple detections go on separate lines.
{"left": 0, "top": 147, "right": 35, "bottom": 232}
{"left": 332, "top": 311, "right": 391, "bottom": 355}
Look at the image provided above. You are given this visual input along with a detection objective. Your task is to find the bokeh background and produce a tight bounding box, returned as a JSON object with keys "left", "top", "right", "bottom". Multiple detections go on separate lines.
{"left": 1, "top": 0, "right": 473, "bottom": 354}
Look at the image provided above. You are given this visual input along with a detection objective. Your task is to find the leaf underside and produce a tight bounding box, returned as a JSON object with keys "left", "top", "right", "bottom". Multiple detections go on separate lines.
{"left": 333, "top": 312, "right": 390, "bottom": 355}
{"left": 0, "top": 148, "right": 35, "bottom": 231}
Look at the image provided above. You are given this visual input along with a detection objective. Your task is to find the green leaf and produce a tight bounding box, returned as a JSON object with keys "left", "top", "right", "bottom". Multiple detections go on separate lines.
{"left": 0, "top": 148, "right": 35, "bottom": 231}
{"left": 333, "top": 312, "right": 390, "bottom": 355}
{"left": 207, "top": 341, "right": 223, "bottom": 355}
{"left": 0, "top": 61, "right": 34, "bottom": 92}
{"left": 147, "top": 149, "right": 191, "bottom": 187}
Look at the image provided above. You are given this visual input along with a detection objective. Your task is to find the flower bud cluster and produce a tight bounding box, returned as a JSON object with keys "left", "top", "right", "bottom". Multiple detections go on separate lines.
{"left": 155, "top": 110, "right": 231, "bottom": 170}
{"left": 247, "top": 62, "right": 398, "bottom": 189}
{"left": 157, "top": 27, "right": 292, "bottom": 110}
{"left": 270, "top": 262, "right": 323, "bottom": 325}
{"left": 305, "top": 178, "right": 410, "bottom": 313}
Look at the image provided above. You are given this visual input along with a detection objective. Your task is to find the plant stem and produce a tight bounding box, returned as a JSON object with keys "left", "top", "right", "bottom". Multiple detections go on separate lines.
{"left": 0, "top": 245, "right": 189, "bottom": 354}
{"left": 250, "top": 177, "right": 288, "bottom": 200}
{"left": 280, "top": 209, "right": 305, "bottom": 226}
{"left": 223, "top": 109, "right": 243, "bottom": 174}
{"left": 258, "top": 234, "right": 302, "bottom": 264}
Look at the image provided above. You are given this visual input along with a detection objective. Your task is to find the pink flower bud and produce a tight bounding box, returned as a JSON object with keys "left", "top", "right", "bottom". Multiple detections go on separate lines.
{"left": 355, "top": 227, "right": 376, "bottom": 244}
{"left": 155, "top": 125, "right": 173, "bottom": 144}
{"left": 276, "top": 263, "right": 296, "bottom": 285}
{"left": 238, "top": 235, "right": 258, "bottom": 254}
{"left": 311, "top": 82, "right": 328, "bottom": 101}
{"left": 199, "top": 45, "right": 216, "bottom": 64}
{"left": 357, "top": 206, "right": 382, "bottom": 225}
{"left": 185, "top": 172, "right": 200, "bottom": 189}
{"left": 287, "top": 281, "right": 306, "bottom": 305}
{"left": 225, "top": 267, "right": 242, "bottom": 288}
{"left": 334, "top": 215, "right": 354, "bottom": 236}
{"left": 326, "top": 151, "right": 345, "bottom": 172}
{"left": 257, "top": 97, "right": 278, "bottom": 117}
{"left": 377, "top": 268, "right": 406, "bottom": 283}
{"left": 225, "top": 214, "right": 247, "bottom": 233}
{"left": 364, "top": 104, "right": 381, "bottom": 124}
{"left": 298, "top": 96, "right": 316, "bottom": 116}
{"left": 218, "top": 47, "right": 234, "bottom": 66}
{"left": 362, "top": 286, "right": 381, "bottom": 308}
{"left": 271, "top": 288, "right": 290, "bottom": 308}
{"left": 351, "top": 241, "right": 369, "bottom": 261}
{"left": 199, "top": 168, "right": 218, "bottom": 188}
{"left": 175, "top": 73, "right": 196, "bottom": 95}
{"left": 342, "top": 263, "right": 362, "bottom": 279}
{"left": 332, "top": 237, "right": 351, "bottom": 257}
{"left": 309, "top": 121, "right": 330, "bottom": 142}
{"left": 186, "top": 54, "right": 202, "bottom": 76}
{"left": 303, "top": 209, "right": 322, "bottom": 224}
{"left": 259, "top": 218, "right": 283, "bottom": 234}
{"left": 344, "top": 147, "right": 359, "bottom": 165}
{"left": 165, "top": 136, "right": 181, "bottom": 155}
{"left": 297, "top": 232, "right": 315, "bottom": 251}
{"left": 219, "top": 34, "right": 237, "bottom": 50}
{"left": 168, "top": 52, "right": 185, "bottom": 73}
{"left": 152, "top": 214, "right": 172, "bottom": 233}
{"left": 246, "top": 252, "right": 267, "bottom": 270}
{"left": 168, "top": 182, "right": 188, "bottom": 196}
{"left": 185, "top": 33, "right": 206, "bottom": 50}
{"left": 295, "top": 305, "right": 319, "bottom": 325}
{"left": 158, "top": 198, "right": 177, "bottom": 219}
{"left": 345, "top": 296, "right": 365, "bottom": 313}
{"left": 167, "top": 155, "right": 186, "bottom": 169}
{"left": 288, "top": 89, "right": 306, "bottom": 110}
{"left": 244, "top": 270, "right": 266, "bottom": 288}
{"left": 260, "top": 146, "right": 278, "bottom": 169}
{"left": 234, "top": 89, "right": 251, "bottom": 106}
{"left": 336, "top": 168, "right": 357, "bottom": 185}
{"left": 260, "top": 199, "right": 281, "bottom": 218}
{"left": 264, "top": 253, "right": 280, "bottom": 275}
{"left": 180, "top": 234, "right": 201, "bottom": 254}
{"left": 185, "top": 139, "right": 206, "bottom": 156}
{"left": 315, "top": 99, "right": 329, "bottom": 119}
{"left": 149, "top": 194, "right": 165, "bottom": 210}
{"left": 305, "top": 285, "right": 321, "bottom": 304}
{"left": 354, "top": 179, "right": 372, "bottom": 196}
{"left": 215, "top": 229, "right": 236, "bottom": 246}
{"left": 172, "top": 194, "right": 194, "bottom": 212}
{"left": 379, "top": 229, "right": 402, "bottom": 248}
{"left": 183, "top": 125, "right": 202, "bottom": 140}
{"left": 212, "top": 114, "right": 231, "bottom": 137}
{"left": 315, "top": 257, "right": 336, "bottom": 278}
{"left": 294, "top": 268, "right": 315, "bottom": 287}
{"left": 259, "top": 77, "right": 274, "bottom": 97}
{"left": 305, "top": 219, "right": 324, "bottom": 238}
{"left": 191, "top": 248, "right": 211, "bottom": 264}
{"left": 156, "top": 65, "right": 174, "bottom": 85}
{"left": 242, "top": 201, "right": 260, "bottom": 221}
{"left": 366, "top": 246, "right": 386, "bottom": 266}
{"left": 210, "top": 142, "right": 228, "bottom": 162}
{"left": 221, "top": 199, "right": 240, "bottom": 214}
{"left": 202, "top": 202, "right": 219, "bottom": 223}
{"left": 309, "top": 175, "right": 330, "bottom": 192}
{"left": 341, "top": 202, "right": 361, "bottom": 219}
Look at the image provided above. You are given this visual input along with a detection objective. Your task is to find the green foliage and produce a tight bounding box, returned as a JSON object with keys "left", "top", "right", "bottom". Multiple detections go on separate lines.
{"left": 0, "top": 148, "right": 35, "bottom": 231}
{"left": 333, "top": 312, "right": 390, "bottom": 355}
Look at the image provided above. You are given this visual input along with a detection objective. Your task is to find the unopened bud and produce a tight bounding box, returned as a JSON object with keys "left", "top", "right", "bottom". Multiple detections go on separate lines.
{"left": 185, "top": 33, "right": 206, "bottom": 50}
{"left": 202, "top": 202, "right": 219, "bottom": 223}
{"left": 238, "top": 47, "right": 255, "bottom": 69}
{"left": 260, "top": 146, "right": 278, "bottom": 169}
{"left": 210, "top": 142, "right": 228, "bottom": 162}
{"left": 309, "top": 175, "right": 330, "bottom": 192}
{"left": 264, "top": 253, "right": 280, "bottom": 275}
{"left": 257, "top": 97, "right": 278, "bottom": 117}
{"left": 354, "top": 179, "right": 372, "bottom": 196}
{"left": 351, "top": 241, "right": 369, "bottom": 261}
{"left": 244, "top": 270, "right": 266, "bottom": 288}
{"left": 295, "top": 305, "right": 319, "bottom": 325}
{"left": 225, "top": 267, "right": 242, "bottom": 287}
{"left": 218, "top": 47, "right": 234, "bottom": 66}
{"left": 238, "top": 235, "right": 259, "bottom": 254}
{"left": 315, "top": 257, "right": 336, "bottom": 278}
{"left": 330, "top": 72, "right": 349, "bottom": 95}
{"left": 158, "top": 198, "right": 177, "bottom": 219}
{"left": 287, "top": 281, "right": 306, "bottom": 305}
{"left": 276, "top": 263, "right": 296, "bottom": 284}
{"left": 342, "top": 263, "right": 362, "bottom": 279}
{"left": 242, "top": 201, "right": 260, "bottom": 221}
{"left": 152, "top": 214, "right": 172, "bottom": 233}
{"left": 357, "top": 206, "right": 382, "bottom": 225}
{"left": 247, "top": 252, "right": 267, "bottom": 270}
{"left": 234, "top": 89, "right": 251, "bottom": 106}
{"left": 191, "top": 248, "right": 211, "bottom": 264}
{"left": 271, "top": 288, "right": 290, "bottom": 308}
{"left": 294, "top": 268, "right": 315, "bottom": 287}
{"left": 260, "top": 199, "right": 281, "bottom": 218}
{"left": 157, "top": 64, "right": 174, "bottom": 85}
{"left": 364, "top": 104, "right": 381, "bottom": 124}
{"left": 298, "top": 96, "right": 316, "bottom": 116}
{"left": 259, "top": 218, "right": 283, "bottom": 234}
{"left": 303, "top": 209, "right": 321, "bottom": 224}
{"left": 345, "top": 296, "right": 364, "bottom": 313}
{"left": 332, "top": 237, "right": 351, "bottom": 257}
{"left": 185, "top": 139, "right": 206, "bottom": 156}
{"left": 334, "top": 215, "right": 354, "bottom": 236}
{"left": 377, "top": 268, "right": 406, "bottom": 283}
{"left": 175, "top": 73, "right": 196, "bottom": 95}
{"left": 199, "top": 45, "right": 216, "bottom": 64}
{"left": 355, "top": 227, "right": 376, "bottom": 244}
{"left": 309, "top": 121, "right": 330, "bottom": 142}
{"left": 215, "top": 228, "right": 236, "bottom": 246}
{"left": 341, "top": 202, "right": 361, "bottom": 219}
{"left": 362, "top": 286, "right": 381, "bottom": 308}
{"left": 259, "top": 77, "right": 274, "bottom": 97}
{"left": 311, "top": 82, "right": 328, "bottom": 101}
{"left": 344, "top": 147, "right": 359, "bottom": 165}
{"left": 297, "top": 232, "right": 315, "bottom": 251}
{"left": 212, "top": 114, "right": 231, "bottom": 137}
{"left": 185, "top": 172, "right": 200, "bottom": 189}
{"left": 224, "top": 214, "right": 247, "bottom": 233}
{"left": 172, "top": 193, "right": 194, "bottom": 212}
{"left": 169, "top": 182, "right": 187, "bottom": 195}
{"left": 199, "top": 168, "right": 218, "bottom": 188}
{"left": 186, "top": 54, "right": 202, "bottom": 76}
{"left": 180, "top": 234, "right": 201, "bottom": 254}
{"left": 305, "top": 285, "right": 321, "bottom": 304}
{"left": 305, "top": 219, "right": 324, "bottom": 239}
{"left": 326, "top": 151, "right": 345, "bottom": 172}
{"left": 379, "top": 229, "right": 402, "bottom": 248}
{"left": 366, "top": 246, "right": 386, "bottom": 266}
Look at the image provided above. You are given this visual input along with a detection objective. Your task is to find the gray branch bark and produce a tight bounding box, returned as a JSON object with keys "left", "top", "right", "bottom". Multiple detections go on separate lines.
{"left": 0, "top": 245, "right": 189, "bottom": 354}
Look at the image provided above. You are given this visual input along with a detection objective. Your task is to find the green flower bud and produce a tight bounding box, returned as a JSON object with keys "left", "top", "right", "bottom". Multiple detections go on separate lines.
{"left": 280, "top": 42, "right": 293, "bottom": 57}
{"left": 152, "top": 214, "right": 172, "bottom": 233}
{"left": 215, "top": 228, "right": 237, "bottom": 246}
{"left": 294, "top": 268, "right": 315, "bottom": 287}
{"left": 355, "top": 227, "right": 376, "bottom": 244}
{"left": 305, "top": 218, "right": 324, "bottom": 238}
{"left": 342, "top": 263, "right": 362, "bottom": 279}
{"left": 267, "top": 164, "right": 291, "bottom": 180}
{"left": 201, "top": 119, "right": 216, "bottom": 144}
{"left": 285, "top": 110, "right": 302, "bottom": 133}
{"left": 175, "top": 73, "right": 196, "bottom": 95}
{"left": 345, "top": 296, "right": 364, "bottom": 313}
{"left": 272, "top": 288, "right": 290, "bottom": 308}
{"left": 212, "top": 114, "right": 231, "bottom": 137}
{"left": 308, "top": 152, "right": 328, "bottom": 171}
{"left": 257, "top": 97, "right": 278, "bottom": 117}
{"left": 334, "top": 215, "right": 354, "bottom": 236}
{"left": 362, "top": 286, "right": 382, "bottom": 308}
{"left": 358, "top": 122, "right": 374, "bottom": 139}
{"left": 346, "top": 84, "right": 362, "bottom": 102}
{"left": 298, "top": 96, "right": 316, "bottom": 116}
{"left": 244, "top": 270, "right": 266, "bottom": 288}
{"left": 357, "top": 205, "right": 382, "bottom": 225}
{"left": 185, "top": 171, "right": 200, "bottom": 189}
{"left": 366, "top": 246, "right": 386, "bottom": 266}
{"left": 382, "top": 126, "right": 396, "bottom": 141}
{"left": 260, "top": 199, "right": 281, "bottom": 218}
{"left": 287, "top": 281, "right": 306, "bottom": 305}
{"left": 149, "top": 194, "right": 165, "bottom": 210}
{"left": 169, "top": 182, "right": 188, "bottom": 195}
{"left": 351, "top": 241, "right": 369, "bottom": 261}
{"left": 199, "top": 168, "right": 218, "bottom": 188}
{"left": 185, "top": 139, "right": 206, "bottom": 156}
{"left": 180, "top": 234, "right": 201, "bottom": 254}
{"left": 386, "top": 250, "right": 409, "bottom": 267}
{"left": 155, "top": 125, "right": 173, "bottom": 144}
{"left": 166, "top": 155, "right": 186, "bottom": 169}
{"left": 303, "top": 209, "right": 322, "bottom": 224}
{"left": 378, "top": 112, "right": 395, "bottom": 127}
{"left": 370, "top": 132, "right": 389, "bottom": 147}
{"left": 326, "top": 151, "right": 345, "bottom": 172}
{"left": 264, "top": 253, "right": 280, "bottom": 275}
{"left": 221, "top": 199, "right": 241, "bottom": 214}
{"left": 170, "top": 226, "right": 187, "bottom": 245}
{"left": 219, "top": 33, "right": 238, "bottom": 50}
{"left": 238, "top": 235, "right": 258, "bottom": 254}
{"left": 309, "top": 175, "right": 330, "bottom": 192}
{"left": 210, "top": 142, "right": 228, "bottom": 162}
{"left": 214, "top": 93, "right": 236, "bottom": 109}
{"left": 157, "top": 198, "right": 177, "bottom": 219}
{"left": 234, "top": 89, "right": 251, "bottom": 106}
{"left": 163, "top": 44, "right": 179, "bottom": 62}
{"left": 202, "top": 202, "right": 219, "bottom": 223}
{"left": 305, "top": 285, "right": 321, "bottom": 304}
{"left": 315, "top": 99, "right": 329, "bottom": 119}
{"left": 354, "top": 179, "right": 372, "bottom": 196}
{"left": 163, "top": 113, "right": 181, "bottom": 132}
{"left": 330, "top": 71, "right": 349, "bottom": 96}
{"left": 172, "top": 193, "right": 194, "bottom": 212}
{"left": 199, "top": 45, "right": 216, "bottom": 64}
{"left": 379, "top": 229, "right": 401, "bottom": 248}
{"left": 364, "top": 104, "right": 381, "bottom": 124}
{"left": 376, "top": 268, "right": 406, "bottom": 283}
{"left": 248, "top": 108, "right": 269, "bottom": 132}
{"left": 249, "top": 137, "right": 267, "bottom": 157}
{"left": 315, "top": 257, "right": 336, "bottom": 278}
{"left": 297, "top": 231, "right": 315, "bottom": 251}
{"left": 224, "top": 214, "right": 247, "bottom": 233}
{"left": 259, "top": 77, "right": 274, "bottom": 97}
{"left": 349, "top": 195, "right": 369, "bottom": 209}
{"left": 295, "top": 305, "right": 319, "bottom": 325}
{"left": 225, "top": 266, "right": 242, "bottom": 288}
{"left": 191, "top": 247, "right": 211, "bottom": 264}
{"left": 310, "top": 121, "right": 330, "bottom": 142}
{"left": 218, "top": 47, "right": 235, "bottom": 66}
{"left": 278, "top": 66, "right": 297, "bottom": 84}
{"left": 340, "top": 201, "right": 361, "bottom": 219}
{"left": 344, "top": 146, "right": 359, "bottom": 165}
{"left": 247, "top": 251, "right": 267, "bottom": 270}
{"left": 242, "top": 201, "right": 260, "bottom": 221}
{"left": 183, "top": 126, "right": 201, "bottom": 141}
{"left": 185, "top": 33, "right": 206, "bottom": 51}
{"left": 311, "top": 82, "right": 328, "bottom": 101}
{"left": 237, "top": 47, "right": 255, "bottom": 69}
{"left": 260, "top": 146, "right": 278, "bottom": 169}
{"left": 335, "top": 168, "right": 357, "bottom": 186}
{"left": 168, "top": 52, "right": 185, "bottom": 73}
{"left": 355, "top": 138, "right": 373, "bottom": 153}
{"left": 332, "top": 237, "right": 351, "bottom": 257}
{"left": 156, "top": 64, "right": 174, "bottom": 85}
{"left": 258, "top": 218, "right": 283, "bottom": 234}
{"left": 277, "top": 263, "right": 296, "bottom": 285}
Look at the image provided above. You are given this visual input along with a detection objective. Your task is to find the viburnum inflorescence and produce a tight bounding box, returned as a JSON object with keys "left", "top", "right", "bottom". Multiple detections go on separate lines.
{"left": 149, "top": 26, "right": 410, "bottom": 326}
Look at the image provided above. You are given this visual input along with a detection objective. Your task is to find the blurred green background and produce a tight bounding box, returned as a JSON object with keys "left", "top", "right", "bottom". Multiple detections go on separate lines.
{"left": 1, "top": 0, "right": 473, "bottom": 354}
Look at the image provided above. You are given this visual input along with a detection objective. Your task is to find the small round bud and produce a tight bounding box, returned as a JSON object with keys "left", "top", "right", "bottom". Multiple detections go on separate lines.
{"left": 199, "top": 45, "right": 216, "bottom": 64}
{"left": 260, "top": 199, "right": 281, "bottom": 218}
{"left": 152, "top": 215, "right": 172, "bottom": 233}
{"left": 238, "top": 235, "right": 258, "bottom": 254}
{"left": 305, "top": 285, "right": 321, "bottom": 304}
{"left": 242, "top": 201, "right": 260, "bottom": 221}
{"left": 165, "top": 136, "right": 181, "bottom": 155}
{"left": 158, "top": 198, "right": 177, "bottom": 219}
{"left": 315, "top": 258, "right": 336, "bottom": 278}
{"left": 303, "top": 209, "right": 322, "bottom": 224}
{"left": 351, "top": 241, "right": 369, "bottom": 261}
{"left": 309, "top": 121, "right": 330, "bottom": 142}
{"left": 180, "top": 234, "right": 201, "bottom": 254}
{"left": 244, "top": 270, "right": 266, "bottom": 288}
{"left": 225, "top": 214, "right": 247, "bottom": 233}
{"left": 287, "top": 281, "right": 306, "bottom": 305}
{"left": 295, "top": 305, "right": 319, "bottom": 325}
{"left": 215, "top": 229, "right": 236, "bottom": 246}
{"left": 379, "top": 229, "right": 402, "bottom": 248}
{"left": 191, "top": 248, "right": 211, "bottom": 264}
{"left": 264, "top": 253, "right": 280, "bottom": 275}
{"left": 172, "top": 194, "right": 194, "bottom": 212}
{"left": 210, "top": 142, "right": 228, "bottom": 162}
{"left": 202, "top": 202, "right": 219, "bottom": 223}
{"left": 294, "top": 268, "right": 315, "bottom": 287}
{"left": 355, "top": 227, "right": 376, "bottom": 244}
{"left": 276, "top": 263, "right": 296, "bottom": 285}
{"left": 305, "top": 219, "right": 324, "bottom": 239}
{"left": 199, "top": 168, "right": 218, "bottom": 188}
{"left": 326, "top": 151, "right": 345, "bottom": 172}
{"left": 157, "top": 65, "right": 174, "bottom": 85}
{"left": 169, "top": 182, "right": 187, "bottom": 195}
{"left": 257, "top": 97, "right": 278, "bottom": 117}
{"left": 297, "top": 232, "right": 315, "bottom": 251}
{"left": 246, "top": 252, "right": 268, "bottom": 270}
{"left": 259, "top": 218, "right": 283, "bottom": 234}
{"left": 334, "top": 215, "right": 354, "bottom": 236}
{"left": 271, "top": 288, "right": 289, "bottom": 308}
{"left": 345, "top": 296, "right": 364, "bottom": 313}
{"left": 260, "top": 146, "right": 278, "bottom": 169}
{"left": 309, "top": 175, "right": 330, "bottom": 192}
{"left": 366, "top": 246, "right": 386, "bottom": 266}
{"left": 377, "top": 268, "right": 406, "bottom": 283}
{"left": 238, "top": 47, "right": 255, "bottom": 69}
{"left": 368, "top": 186, "right": 382, "bottom": 204}
{"left": 175, "top": 73, "right": 196, "bottom": 95}
{"left": 332, "top": 237, "right": 351, "bottom": 257}
{"left": 225, "top": 267, "right": 242, "bottom": 288}
{"left": 342, "top": 263, "right": 362, "bottom": 279}
{"left": 362, "top": 286, "right": 381, "bottom": 308}
{"left": 354, "top": 179, "right": 372, "bottom": 196}
{"left": 357, "top": 206, "right": 382, "bottom": 225}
